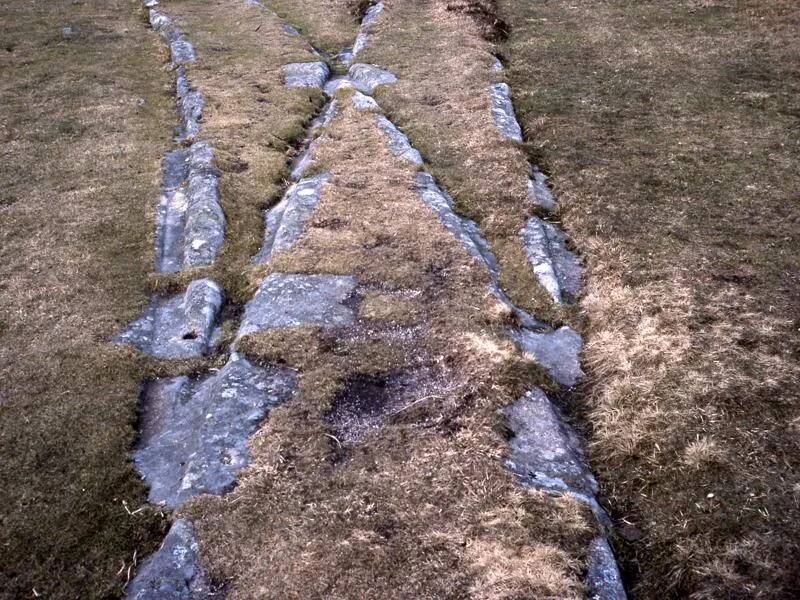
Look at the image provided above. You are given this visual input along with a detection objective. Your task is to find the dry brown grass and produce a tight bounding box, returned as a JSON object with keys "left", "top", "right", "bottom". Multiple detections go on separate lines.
{"left": 184, "top": 90, "right": 596, "bottom": 598}
{"left": 499, "top": 0, "right": 800, "bottom": 597}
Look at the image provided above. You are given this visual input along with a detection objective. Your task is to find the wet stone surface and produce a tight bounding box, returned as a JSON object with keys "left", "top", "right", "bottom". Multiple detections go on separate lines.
{"left": 347, "top": 63, "right": 397, "bottom": 94}
{"left": 587, "top": 537, "right": 628, "bottom": 600}
{"left": 527, "top": 166, "right": 556, "bottom": 211}
{"left": 156, "top": 142, "right": 224, "bottom": 272}
{"left": 115, "top": 279, "right": 223, "bottom": 359}
{"left": 519, "top": 216, "right": 582, "bottom": 304}
{"left": 134, "top": 354, "right": 297, "bottom": 508}
{"left": 238, "top": 273, "right": 358, "bottom": 337}
{"left": 512, "top": 326, "right": 583, "bottom": 387}
{"left": 374, "top": 115, "right": 423, "bottom": 166}
{"left": 125, "top": 519, "right": 221, "bottom": 600}
{"left": 489, "top": 82, "right": 523, "bottom": 142}
{"left": 282, "top": 61, "right": 329, "bottom": 89}
{"left": 253, "top": 173, "right": 330, "bottom": 264}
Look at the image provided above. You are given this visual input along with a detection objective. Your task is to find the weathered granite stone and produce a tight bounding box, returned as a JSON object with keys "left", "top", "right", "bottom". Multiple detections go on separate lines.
{"left": 587, "top": 537, "right": 627, "bottom": 600}
{"left": 238, "top": 273, "right": 357, "bottom": 337}
{"left": 519, "top": 216, "right": 581, "bottom": 304}
{"left": 149, "top": 10, "right": 196, "bottom": 66}
{"left": 155, "top": 142, "right": 224, "bottom": 272}
{"left": 253, "top": 173, "right": 330, "bottom": 263}
{"left": 512, "top": 326, "right": 583, "bottom": 387}
{"left": 361, "top": 2, "right": 385, "bottom": 28}
{"left": 352, "top": 32, "right": 369, "bottom": 59}
{"left": 175, "top": 69, "right": 204, "bottom": 142}
{"left": 503, "top": 387, "right": 597, "bottom": 497}
{"left": 375, "top": 115, "right": 423, "bottom": 165}
{"left": 125, "top": 519, "right": 219, "bottom": 600}
{"left": 115, "top": 279, "right": 223, "bottom": 359}
{"left": 348, "top": 63, "right": 397, "bottom": 94}
{"left": 490, "top": 57, "right": 503, "bottom": 73}
{"left": 134, "top": 354, "right": 297, "bottom": 507}
{"left": 282, "top": 62, "right": 329, "bottom": 89}
{"left": 282, "top": 23, "right": 300, "bottom": 36}
{"left": 527, "top": 166, "right": 556, "bottom": 211}
{"left": 291, "top": 102, "right": 337, "bottom": 180}
{"left": 489, "top": 83, "right": 522, "bottom": 142}
{"left": 323, "top": 76, "right": 355, "bottom": 97}
{"left": 351, "top": 90, "right": 379, "bottom": 111}
{"left": 61, "top": 25, "right": 75, "bottom": 40}
{"left": 143, "top": 0, "right": 158, "bottom": 7}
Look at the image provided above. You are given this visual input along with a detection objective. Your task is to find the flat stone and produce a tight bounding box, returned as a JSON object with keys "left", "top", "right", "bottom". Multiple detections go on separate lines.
{"left": 155, "top": 142, "right": 224, "bottom": 272}
{"left": 125, "top": 519, "right": 220, "bottom": 600}
{"left": 374, "top": 115, "right": 422, "bottom": 166}
{"left": 134, "top": 354, "right": 297, "bottom": 507}
{"left": 415, "top": 172, "right": 497, "bottom": 275}
{"left": 238, "top": 273, "right": 357, "bottom": 337}
{"left": 489, "top": 83, "right": 522, "bottom": 142}
{"left": 519, "top": 216, "right": 581, "bottom": 304}
{"left": 512, "top": 326, "right": 583, "bottom": 387}
{"left": 114, "top": 279, "right": 223, "bottom": 359}
{"left": 351, "top": 91, "right": 379, "bottom": 111}
{"left": 527, "top": 166, "right": 556, "bottom": 211}
{"left": 323, "top": 76, "right": 354, "bottom": 97}
{"left": 587, "top": 537, "right": 627, "bottom": 600}
{"left": 347, "top": 63, "right": 397, "bottom": 94}
{"left": 503, "top": 387, "right": 597, "bottom": 497}
{"left": 282, "top": 62, "right": 329, "bottom": 89}
{"left": 253, "top": 173, "right": 330, "bottom": 264}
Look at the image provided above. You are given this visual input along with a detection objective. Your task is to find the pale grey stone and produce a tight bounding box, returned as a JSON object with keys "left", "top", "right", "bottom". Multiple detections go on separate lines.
{"left": 282, "top": 62, "right": 329, "bottom": 89}
{"left": 115, "top": 279, "right": 223, "bottom": 359}
{"left": 489, "top": 83, "right": 522, "bottom": 142}
{"left": 337, "top": 48, "right": 354, "bottom": 67}
{"left": 374, "top": 115, "right": 423, "bottom": 165}
{"left": 253, "top": 173, "right": 330, "bottom": 264}
{"left": 503, "top": 387, "right": 597, "bottom": 497}
{"left": 291, "top": 101, "right": 337, "bottom": 180}
{"left": 324, "top": 76, "right": 354, "bottom": 97}
{"left": 352, "top": 32, "right": 369, "bottom": 58}
{"left": 175, "top": 69, "right": 204, "bottom": 142}
{"left": 347, "top": 63, "right": 397, "bottom": 94}
{"left": 351, "top": 91, "right": 379, "bottom": 111}
{"left": 143, "top": 0, "right": 158, "bottom": 7}
{"left": 490, "top": 58, "right": 503, "bottom": 73}
{"left": 61, "top": 25, "right": 75, "bottom": 40}
{"left": 361, "top": 2, "right": 384, "bottom": 28}
{"left": 519, "top": 216, "right": 581, "bottom": 304}
{"left": 125, "top": 519, "right": 219, "bottom": 600}
{"left": 587, "top": 537, "right": 627, "bottom": 600}
{"left": 512, "top": 326, "right": 583, "bottom": 387}
{"left": 133, "top": 354, "right": 297, "bottom": 507}
{"left": 283, "top": 23, "right": 300, "bottom": 36}
{"left": 149, "top": 10, "right": 196, "bottom": 66}
{"left": 238, "top": 273, "right": 357, "bottom": 337}
{"left": 155, "top": 142, "right": 224, "bottom": 272}
{"left": 527, "top": 166, "right": 556, "bottom": 210}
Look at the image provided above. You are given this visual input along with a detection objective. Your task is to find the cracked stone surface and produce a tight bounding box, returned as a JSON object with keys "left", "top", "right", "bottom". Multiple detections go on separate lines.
{"left": 156, "top": 142, "right": 224, "bottom": 272}
{"left": 512, "top": 326, "right": 584, "bottom": 387}
{"left": 348, "top": 63, "right": 397, "bottom": 94}
{"left": 519, "top": 216, "right": 582, "bottom": 304}
{"left": 134, "top": 354, "right": 297, "bottom": 507}
{"left": 238, "top": 273, "right": 358, "bottom": 337}
{"left": 503, "top": 387, "right": 597, "bottom": 497}
{"left": 282, "top": 61, "right": 329, "bottom": 89}
{"left": 253, "top": 173, "right": 330, "bottom": 264}
{"left": 114, "top": 279, "right": 222, "bottom": 359}
{"left": 587, "top": 537, "right": 627, "bottom": 600}
{"left": 175, "top": 68, "right": 204, "bottom": 142}
{"left": 489, "top": 82, "right": 523, "bottom": 142}
{"left": 125, "top": 519, "right": 220, "bottom": 600}
{"left": 527, "top": 166, "right": 556, "bottom": 211}
{"left": 375, "top": 115, "right": 423, "bottom": 165}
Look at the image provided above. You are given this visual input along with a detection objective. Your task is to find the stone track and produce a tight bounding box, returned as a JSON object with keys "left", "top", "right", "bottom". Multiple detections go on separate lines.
{"left": 119, "top": 2, "right": 626, "bottom": 598}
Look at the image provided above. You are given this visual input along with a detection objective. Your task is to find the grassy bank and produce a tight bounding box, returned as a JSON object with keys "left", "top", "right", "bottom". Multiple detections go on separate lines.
{"left": 499, "top": 1, "right": 800, "bottom": 597}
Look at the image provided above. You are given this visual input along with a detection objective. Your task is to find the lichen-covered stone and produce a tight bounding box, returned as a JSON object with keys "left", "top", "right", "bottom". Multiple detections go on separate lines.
{"left": 291, "top": 102, "right": 337, "bottom": 180}
{"left": 175, "top": 69, "right": 204, "bottom": 142}
{"left": 125, "top": 519, "right": 220, "bottom": 600}
{"left": 114, "top": 279, "right": 222, "bottom": 359}
{"left": 351, "top": 91, "right": 379, "bottom": 111}
{"left": 489, "top": 82, "right": 522, "bottom": 142}
{"left": 133, "top": 354, "right": 297, "bottom": 507}
{"left": 375, "top": 115, "right": 422, "bottom": 166}
{"left": 148, "top": 10, "right": 196, "bottom": 66}
{"left": 282, "top": 61, "right": 329, "bottom": 89}
{"left": 527, "top": 166, "right": 556, "bottom": 211}
{"left": 348, "top": 63, "right": 397, "bottom": 94}
{"left": 503, "top": 387, "right": 597, "bottom": 497}
{"left": 238, "top": 273, "right": 357, "bottom": 337}
{"left": 155, "top": 142, "right": 224, "bottom": 272}
{"left": 512, "top": 326, "right": 583, "bottom": 387}
{"left": 587, "top": 537, "right": 628, "bottom": 600}
{"left": 323, "top": 76, "right": 354, "bottom": 96}
{"left": 253, "top": 173, "right": 330, "bottom": 264}
{"left": 519, "top": 216, "right": 581, "bottom": 304}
